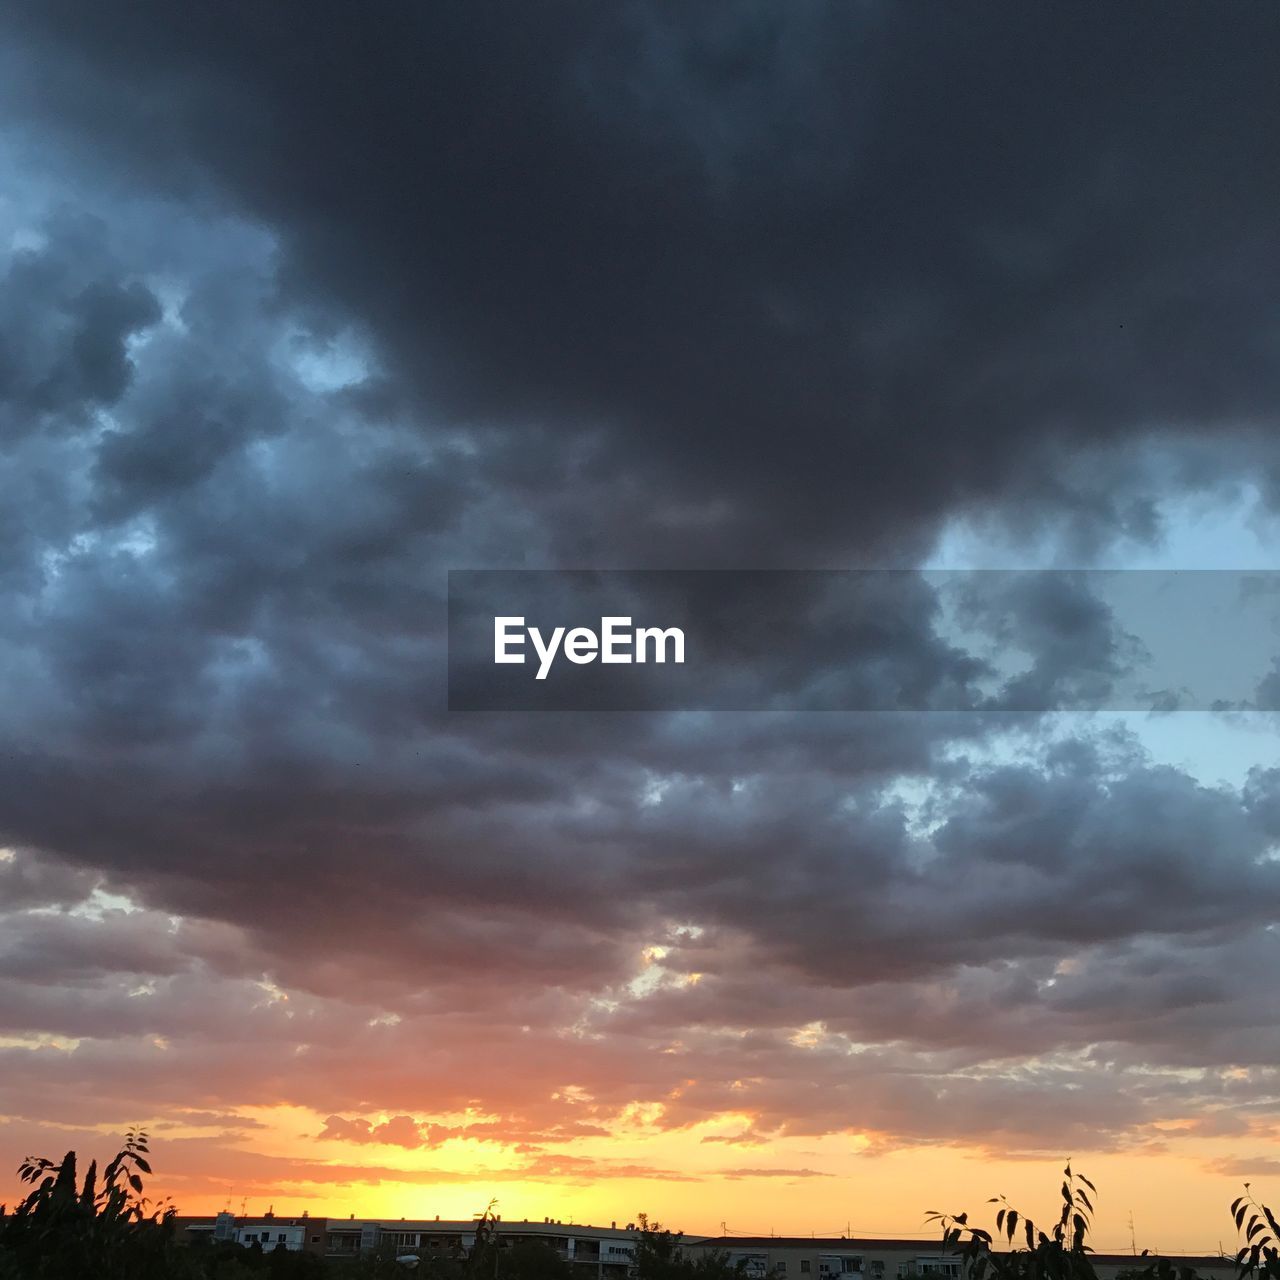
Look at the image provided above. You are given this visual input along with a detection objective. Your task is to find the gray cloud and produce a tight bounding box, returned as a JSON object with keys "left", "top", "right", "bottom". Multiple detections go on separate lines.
{"left": 5, "top": 5, "right": 1280, "bottom": 561}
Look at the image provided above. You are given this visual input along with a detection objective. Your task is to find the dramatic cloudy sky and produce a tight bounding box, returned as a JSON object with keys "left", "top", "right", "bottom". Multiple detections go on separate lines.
{"left": 1, "top": 1, "right": 1279, "bottom": 1251}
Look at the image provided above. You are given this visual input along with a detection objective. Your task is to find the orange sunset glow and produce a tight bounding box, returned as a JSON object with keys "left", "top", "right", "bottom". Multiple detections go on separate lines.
{"left": 2, "top": 880, "right": 1278, "bottom": 1254}
{"left": 14, "top": 1110, "right": 1271, "bottom": 1250}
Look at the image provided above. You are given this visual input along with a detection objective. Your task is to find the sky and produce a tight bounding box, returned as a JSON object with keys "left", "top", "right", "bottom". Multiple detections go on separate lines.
{"left": 0, "top": 0, "right": 1278, "bottom": 1255}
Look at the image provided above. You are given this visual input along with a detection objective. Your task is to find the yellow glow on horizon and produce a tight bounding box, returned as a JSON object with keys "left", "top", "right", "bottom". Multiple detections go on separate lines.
{"left": 35, "top": 1102, "right": 1269, "bottom": 1255}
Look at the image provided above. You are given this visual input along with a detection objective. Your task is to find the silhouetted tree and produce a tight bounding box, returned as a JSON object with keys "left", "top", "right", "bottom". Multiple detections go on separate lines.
{"left": 633, "top": 1214, "right": 742, "bottom": 1280}
{"left": 0, "top": 1128, "right": 186, "bottom": 1280}
{"left": 1230, "top": 1185, "right": 1280, "bottom": 1279}
{"left": 926, "top": 1162, "right": 1100, "bottom": 1280}
{"left": 498, "top": 1240, "right": 572, "bottom": 1280}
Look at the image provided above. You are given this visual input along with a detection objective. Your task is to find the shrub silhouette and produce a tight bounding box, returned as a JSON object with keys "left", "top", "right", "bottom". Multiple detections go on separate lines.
{"left": 0, "top": 1127, "right": 184, "bottom": 1279}
{"left": 926, "top": 1161, "right": 1099, "bottom": 1280}
{"left": 1230, "top": 1185, "right": 1280, "bottom": 1279}
{"left": 925, "top": 1166, "right": 1280, "bottom": 1280}
{"left": 632, "top": 1215, "right": 742, "bottom": 1280}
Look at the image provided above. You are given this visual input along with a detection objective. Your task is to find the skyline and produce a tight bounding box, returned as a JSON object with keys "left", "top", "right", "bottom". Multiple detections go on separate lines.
{"left": 0, "top": 2, "right": 1279, "bottom": 1256}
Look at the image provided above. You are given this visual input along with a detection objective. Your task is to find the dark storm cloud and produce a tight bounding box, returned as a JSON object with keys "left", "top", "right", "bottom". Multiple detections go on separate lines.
{"left": 0, "top": 212, "right": 159, "bottom": 437}
{"left": 5, "top": 3, "right": 1280, "bottom": 560}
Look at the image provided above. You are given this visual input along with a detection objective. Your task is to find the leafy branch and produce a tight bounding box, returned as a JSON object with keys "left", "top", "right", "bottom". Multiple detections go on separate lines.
{"left": 924, "top": 1163, "right": 1098, "bottom": 1280}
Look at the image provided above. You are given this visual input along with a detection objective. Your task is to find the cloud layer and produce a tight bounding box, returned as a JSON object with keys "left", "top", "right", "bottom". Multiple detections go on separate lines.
{"left": 0, "top": 0, "right": 1277, "bottom": 1237}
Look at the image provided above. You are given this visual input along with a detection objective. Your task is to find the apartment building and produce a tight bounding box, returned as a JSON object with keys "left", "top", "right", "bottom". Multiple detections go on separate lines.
{"left": 682, "top": 1235, "right": 965, "bottom": 1280}
{"left": 680, "top": 1236, "right": 1235, "bottom": 1280}
{"left": 169, "top": 1216, "right": 1233, "bottom": 1280}
{"left": 172, "top": 1211, "right": 639, "bottom": 1274}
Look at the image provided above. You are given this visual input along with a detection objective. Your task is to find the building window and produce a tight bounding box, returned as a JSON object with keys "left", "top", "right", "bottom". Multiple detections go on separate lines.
{"left": 801, "top": 1264, "right": 811, "bottom": 1275}
{"left": 777, "top": 1264, "right": 788, "bottom": 1274}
